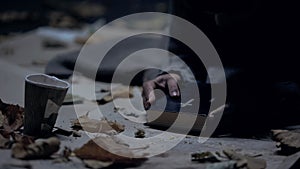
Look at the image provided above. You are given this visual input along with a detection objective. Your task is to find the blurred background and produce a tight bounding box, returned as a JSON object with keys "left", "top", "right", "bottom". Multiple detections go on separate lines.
{"left": 0, "top": 0, "right": 169, "bottom": 36}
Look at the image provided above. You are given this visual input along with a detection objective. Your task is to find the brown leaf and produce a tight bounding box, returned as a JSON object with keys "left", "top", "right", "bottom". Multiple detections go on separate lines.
{"left": 0, "top": 99, "right": 24, "bottom": 132}
{"left": 74, "top": 136, "right": 146, "bottom": 166}
{"left": 272, "top": 130, "right": 300, "bottom": 155}
{"left": 11, "top": 132, "right": 35, "bottom": 146}
{"left": 12, "top": 137, "right": 60, "bottom": 159}
{"left": 71, "top": 113, "right": 124, "bottom": 133}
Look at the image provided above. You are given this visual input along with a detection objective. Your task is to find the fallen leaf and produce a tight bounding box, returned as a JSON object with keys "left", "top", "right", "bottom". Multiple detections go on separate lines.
{"left": 223, "top": 149, "right": 266, "bottom": 169}
{"left": 52, "top": 146, "right": 72, "bottom": 163}
{"left": 191, "top": 151, "right": 222, "bottom": 163}
{"left": 74, "top": 136, "right": 146, "bottom": 166}
{"left": 71, "top": 112, "right": 124, "bottom": 133}
{"left": 83, "top": 160, "right": 113, "bottom": 169}
{"left": 12, "top": 137, "right": 60, "bottom": 159}
{"left": 11, "top": 133, "right": 35, "bottom": 146}
{"left": 0, "top": 99, "right": 24, "bottom": 132}
{"left": 206, "top": 160, "right": 240, "bottom": 169}
{"left": 135, "top": 129, "right": 145, "bottom": 138}
{"left": 272, "top": 130, "right": 300, "bottom": 155}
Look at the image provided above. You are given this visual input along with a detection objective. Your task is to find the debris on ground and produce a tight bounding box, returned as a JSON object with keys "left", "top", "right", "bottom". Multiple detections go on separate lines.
{"left": 71, "top": 112, "right": 124, "bottom": 133}
{"left": 12, "top": 137, "right": 60, "bottom": 159}
{"left": 97, "top": 87, "right": 133, "bottom": 105}
{"left": 135, "top": 129, "right": 145, "bottom": 138}
{"left": 53, "top": 127, "right": 82, "bottom": 137}
{"left": 272, "top": 130, "right": 300, "bottom": 155}
{"left": 42, "top": 39, "right": 67, "bottom": 48}
{"left": 0, "top": 133, "right": 11, "bottom": 149}
{"left": 83, "top": 159, "right": 113, "bottom": 169}
{"left": 223, "top": 149, "right": 266, "bottom": 169}
{"left": 96, "top": 89, "right": 109, "bottom": 93}
{"left": 63, "top": 94, "right": 84, "bottom": 105}
{"left": 53, "top": 127, "right": 73, "bottom": 136}
{"left": 11, "top": 133, "right": 35, "bottom": 146}
{"left": 191, "top": 151, "right": 221, "bottom": 163}
{"left": 113, "top": 106, "right": 125, "bottom": 113}
{"left": 74, "top": 136, "right": 147, "bottom": 166}
{"left": 191, "top": 149, "right": 266, "bottom": 169}
{"left": 0, "top": 99, "right": 24, "bottom": 132}
{"left": 72, "top": 130, "right": 81, "bottom": 137}
{"left": 53, "top": 146, "right": 72, "bottom": 163}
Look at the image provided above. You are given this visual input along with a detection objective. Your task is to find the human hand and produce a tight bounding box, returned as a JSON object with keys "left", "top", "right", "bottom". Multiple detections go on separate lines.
{"left": 142, "top": 73, "right": 181, "bottom": 110}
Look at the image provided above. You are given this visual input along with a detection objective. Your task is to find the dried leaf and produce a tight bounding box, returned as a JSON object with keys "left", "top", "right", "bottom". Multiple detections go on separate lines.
{"left": 71, "top": 113, "right": 124, "bottom": 133}
{"left": 135, "top": 129, "right": 145, "bottom": 138}
{"left": 272, "top": 130, "right": 300, "bottom": 155}
{"left": 0, "top": 99, "right": 24, "bottom": 132}
{"left": 11, "top": 133, "right": 35, "bottom": 146}
{"left": 191, "top": 151, "right": 221, "bottom": 163}
{"left": 52, "top": 146, "right": 72, "bottom": 163}
{"left": 12, "top": 137, "right": 60, "bottom": 159}
{"left": 206, "top": 161, "right": 240, "bottom": 169}
{"left": 83, "top": 160, "right": 113, "bottom": 169}
{"left": 223, "top": 149, "right": 266, "bottom": 169}
{"left": 74, "top": 136, "right": 146, "bottom": 166}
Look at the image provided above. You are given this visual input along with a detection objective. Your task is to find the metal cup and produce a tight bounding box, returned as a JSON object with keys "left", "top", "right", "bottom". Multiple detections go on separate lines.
{"left": 23, "top": 73, "right": 70, "bottom": 137}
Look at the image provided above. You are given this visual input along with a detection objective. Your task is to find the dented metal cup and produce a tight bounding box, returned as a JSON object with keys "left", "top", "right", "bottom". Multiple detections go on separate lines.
{"left": 24, "top": 73, "right": 69, "bottom": 137}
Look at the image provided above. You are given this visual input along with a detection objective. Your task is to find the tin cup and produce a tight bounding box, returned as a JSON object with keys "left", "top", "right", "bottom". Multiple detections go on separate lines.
{"left": 23, "top": 73, "right": 69, "bottom": 137}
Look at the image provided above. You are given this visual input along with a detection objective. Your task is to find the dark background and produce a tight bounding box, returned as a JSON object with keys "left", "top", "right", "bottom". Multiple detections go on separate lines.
{"left": 0, "top": 0, "right": 169, "bottom": 34}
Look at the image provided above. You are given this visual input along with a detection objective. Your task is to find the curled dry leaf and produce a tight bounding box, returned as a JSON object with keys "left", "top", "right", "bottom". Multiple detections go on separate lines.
{"left": 12, "top": 137, "right": 60, "bottom": 159}
{"left": 74, "top": 136, "right": 147, "bottom": 166}
{"left": 0, "top": 99, "right": 24, "bottom": 132}
{"left": 272, "top": 130, "right": 300, "bottom": 155}
{"left": 71, "top": 112, "right": 124, "bottom": 133}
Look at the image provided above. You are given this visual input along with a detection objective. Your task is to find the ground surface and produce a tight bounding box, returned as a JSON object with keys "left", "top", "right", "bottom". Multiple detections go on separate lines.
{"left": 0, "top": 29, "right": 291, "bottom": 169}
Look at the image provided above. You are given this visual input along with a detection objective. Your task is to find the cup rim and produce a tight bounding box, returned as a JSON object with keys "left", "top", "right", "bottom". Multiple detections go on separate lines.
{"left": 25, "top": 73, "right": 70, "bottom": 90}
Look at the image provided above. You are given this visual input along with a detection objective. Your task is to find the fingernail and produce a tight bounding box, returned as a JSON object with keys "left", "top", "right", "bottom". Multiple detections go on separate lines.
{"left": 172, "top": 91, "right": 177, "bottom": 96}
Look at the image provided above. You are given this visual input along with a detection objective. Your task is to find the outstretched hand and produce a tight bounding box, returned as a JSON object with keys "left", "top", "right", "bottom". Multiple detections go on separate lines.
{"left": 142, "top": 73, "right": 181, "bottom": 110}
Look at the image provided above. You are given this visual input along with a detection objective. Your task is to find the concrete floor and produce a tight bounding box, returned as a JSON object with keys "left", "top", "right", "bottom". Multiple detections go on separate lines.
{"left": 0, "top": 29, "right": 291, "bottom": 169}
